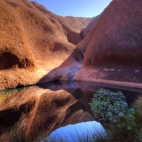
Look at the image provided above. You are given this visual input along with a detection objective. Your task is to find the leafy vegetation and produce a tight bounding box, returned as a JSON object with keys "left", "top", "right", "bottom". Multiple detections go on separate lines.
{"left": 89, "top": 88, "right": 134, "bottom": 124}
{"left": 89, "top": 88, "right": 142, "bottom": 142}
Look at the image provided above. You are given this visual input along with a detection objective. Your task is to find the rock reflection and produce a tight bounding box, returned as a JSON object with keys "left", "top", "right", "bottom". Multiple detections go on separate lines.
{"left": 0, "top": 82, "right": 93, "bottom": 142}
{"left": 0, "top": 82, "right": 141, "bottom": 142}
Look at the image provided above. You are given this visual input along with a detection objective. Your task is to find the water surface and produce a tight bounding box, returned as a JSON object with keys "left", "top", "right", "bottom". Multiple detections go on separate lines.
{"left": 0, "top": 81, "right": 141, "bottom": 141}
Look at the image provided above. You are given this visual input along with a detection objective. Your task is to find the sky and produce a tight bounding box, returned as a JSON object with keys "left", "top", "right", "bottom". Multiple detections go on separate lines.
{"left": 31, "top": 0, "right": 112, "bottom": 17}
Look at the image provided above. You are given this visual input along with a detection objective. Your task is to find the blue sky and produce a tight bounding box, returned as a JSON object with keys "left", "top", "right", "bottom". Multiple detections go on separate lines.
{"left": 31, "top": 0, "right": 112, "bottom": 17}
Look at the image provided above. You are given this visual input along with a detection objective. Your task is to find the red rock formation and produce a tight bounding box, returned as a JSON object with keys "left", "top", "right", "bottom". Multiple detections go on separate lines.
{"left": 0, "top": 0, "right": 35, "bottom": 69}
{"left": 50, "top": 0, "right": 142, "bottom": 88}
{"left": 0, "top": 0, "right": 142, "bottom": 89}
{"left": 74, "top": 0, "right": 142, "bottom": 85}
{"left": 81, "top": 14, "right": 101, "bottom": 38}
{"left": 31, "top": 1, "right": 92, "bottom": 44}
{"left": 0, "top": 0, "right": 91, "bottom": 90}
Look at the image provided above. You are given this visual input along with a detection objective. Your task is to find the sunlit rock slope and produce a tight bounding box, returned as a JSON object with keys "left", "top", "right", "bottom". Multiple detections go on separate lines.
{"left": 0, "top": 0, "right": 91, "bottom": 90}
{"left": 31, "top": 1, "right": 92, "bottom": 44}
{"left": 0, "top": 0, "right": 142, "bottom": 89}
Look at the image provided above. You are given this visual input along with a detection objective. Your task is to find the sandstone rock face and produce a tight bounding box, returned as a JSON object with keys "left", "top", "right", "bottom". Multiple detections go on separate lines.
{"left": 0, "top": 0, "right": 35, "bottom": 70}
{"left": 81, "top": 14, "right": 101, "bottom": 38}
{"left": 31, "top": 1, "right": 92, "bottom": 44}
{"left": 0, "top": 0, "right": 142, "bottom": 89}
{"left": 0, "top": 0, "right": 91, "bottom": 90}
{"left": 74, "top": 0, "right": 142, "bottom": 84}
{"left": 79, "top": 0, "right": 142, "bottom": 68}
{"left": 49, "top": 0, "right": 142, "bottom": 87}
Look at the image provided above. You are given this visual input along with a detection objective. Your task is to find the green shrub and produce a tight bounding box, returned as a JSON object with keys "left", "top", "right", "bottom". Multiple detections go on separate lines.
{"left": 89, "top": 88, "right": 135, "bottom": 125}
{"left": 89, "top": 89, "right": 142, "bottom": 142}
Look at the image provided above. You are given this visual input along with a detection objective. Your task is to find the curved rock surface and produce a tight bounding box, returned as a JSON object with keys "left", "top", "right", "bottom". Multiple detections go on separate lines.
{"left": 0, "top": 0, "right": 91, "bottom": 90}
{"left": 0, "top": 0, "right": 142, "bottom": 89}
{"left": 81, "top": 14, "right": 101, "bottom": 38}
{"left": 31, "top": 1, "right": 92, "bottom": 44}
{"left": 51, "top": 0, "right": 142, "bottom": 87}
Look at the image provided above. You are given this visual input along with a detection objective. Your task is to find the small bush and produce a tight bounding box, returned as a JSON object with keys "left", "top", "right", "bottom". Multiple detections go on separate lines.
{"left": 89, "top": 88, "right": 135, "bottom": 125}
{"left": 89, "top": 88, "right": 142, "bottom": 142}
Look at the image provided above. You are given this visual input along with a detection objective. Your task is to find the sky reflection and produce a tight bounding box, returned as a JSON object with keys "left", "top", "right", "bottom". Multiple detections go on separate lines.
{"left": 46, "top": 121, "right": 106, "bottom": 142}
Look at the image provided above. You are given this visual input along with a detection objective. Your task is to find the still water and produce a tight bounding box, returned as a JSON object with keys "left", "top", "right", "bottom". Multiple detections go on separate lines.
{"left": 0, "top": 81, "right": 141, "bottom": 142}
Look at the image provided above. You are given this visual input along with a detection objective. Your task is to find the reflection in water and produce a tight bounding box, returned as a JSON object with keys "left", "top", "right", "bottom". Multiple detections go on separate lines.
{"left": 47, "top": 121, "right": 106, "bottom": 142}
{"left": 0, "top": 81, "right": 141, "bottom": 141}
{"left": 0, "top": 82, "right": 93, "bottom": 142}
